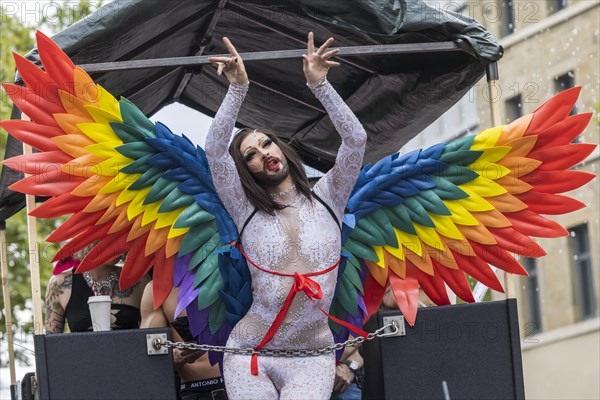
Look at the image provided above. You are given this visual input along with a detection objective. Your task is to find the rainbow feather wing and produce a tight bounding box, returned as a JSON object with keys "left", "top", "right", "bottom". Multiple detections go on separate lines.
{"left": 1, "top": 31, "right": 252, "bottom": 347}
{"left": 332, "top": 87, "right": 595, "bottom": 327}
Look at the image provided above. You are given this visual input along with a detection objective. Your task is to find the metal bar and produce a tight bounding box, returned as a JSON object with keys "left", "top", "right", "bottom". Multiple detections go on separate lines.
{"left": 79, "top": 42, "right": 461, "bottom": 73}
{"left": 227, "top": 2, "right": 375, "bottom": 74}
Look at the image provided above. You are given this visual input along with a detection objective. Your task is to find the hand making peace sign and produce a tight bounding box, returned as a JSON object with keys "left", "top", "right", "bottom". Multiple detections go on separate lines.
{"left": 208, "top": 37, "right": 249, "bottom": 85}
{"left": 303, "top": 31, "right": 340, "bottom": 84}
{"left": 210, "top": 32, "right": 339, "bottom": 85}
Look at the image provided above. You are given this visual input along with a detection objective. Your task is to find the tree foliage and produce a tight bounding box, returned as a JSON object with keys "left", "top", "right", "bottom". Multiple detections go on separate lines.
{"left": 1, "top": 1, "right": 103, "bottom": 367}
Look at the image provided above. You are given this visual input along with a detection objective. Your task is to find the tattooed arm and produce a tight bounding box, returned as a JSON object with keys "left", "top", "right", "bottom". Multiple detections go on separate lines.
{"left": 44, "top": 274, "right": 71, "bottom": 333}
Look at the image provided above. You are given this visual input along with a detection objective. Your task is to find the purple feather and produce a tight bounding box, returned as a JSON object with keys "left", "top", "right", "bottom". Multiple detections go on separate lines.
{"left": 174, "top": 253, "right": 192, "bottom": 287}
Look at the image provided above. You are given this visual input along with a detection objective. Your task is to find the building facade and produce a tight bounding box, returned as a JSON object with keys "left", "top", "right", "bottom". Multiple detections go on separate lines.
{"left": 412, "top": 1, "right": 600, "bottom": 399}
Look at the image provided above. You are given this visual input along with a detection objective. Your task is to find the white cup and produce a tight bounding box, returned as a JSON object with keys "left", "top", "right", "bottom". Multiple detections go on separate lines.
{"left": 87, "top": 295, "right": 112, "bottom": 331}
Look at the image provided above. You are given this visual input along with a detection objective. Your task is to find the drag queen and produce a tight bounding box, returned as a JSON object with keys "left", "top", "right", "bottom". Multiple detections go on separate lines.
{"left": 205, "top": 32, "right": 367, "bottom": 399}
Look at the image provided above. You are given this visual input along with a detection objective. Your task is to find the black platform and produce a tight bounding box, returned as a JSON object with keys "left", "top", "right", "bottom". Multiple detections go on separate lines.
{"left": 34, "top": 328, "right": 177, "bottom": 400}
{"left": 362, "top": 299, "right": 525, "bottom": 400}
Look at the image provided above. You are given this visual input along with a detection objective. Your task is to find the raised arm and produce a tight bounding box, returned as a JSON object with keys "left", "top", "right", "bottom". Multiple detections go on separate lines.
{"left": 303, "top": 32, "right": 367, "bottom": 218}
{"left": 205, "top": 37, "right": 251, "bottom": 223}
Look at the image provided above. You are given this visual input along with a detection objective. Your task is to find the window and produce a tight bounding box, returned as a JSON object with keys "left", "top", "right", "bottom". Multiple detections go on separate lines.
{"left": 554, "top": 72, "right": 576, "bottom": 115}
{"left": 523, "top": 257, "right": 543, "bottom": 332}
{"left": 505, "top": 94, "right": 522, "bottom": 124}
{"left": 549, "top": 0, "right": 567, "bottom": 14}
{"left": 501, "top": 1, "right": 516, "bottom": 36}
{"left": 569, "top": 224, "right": 596, "bottom": 320}
{"left": 555, "top": 71, "right": 579, "bottom": 141}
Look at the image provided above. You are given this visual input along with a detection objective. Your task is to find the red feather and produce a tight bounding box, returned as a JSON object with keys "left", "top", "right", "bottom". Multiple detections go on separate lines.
{"left": 506, "top": 209, "right": 568, "bottom": 238}
{"left": 30, "top": 193, "right": 92, "bottom": 218}
{"left": 389, "top": 272, "right": 419, "bottom": 326}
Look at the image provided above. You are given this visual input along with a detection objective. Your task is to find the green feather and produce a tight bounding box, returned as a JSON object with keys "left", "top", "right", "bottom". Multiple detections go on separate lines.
{"left": 441, "top": 135, "right": 475, "bottom": 153}
{"left": 196, "top": 267, "right": 223, "bottom": 310}
{"left": 193, "top": 252, "right": 219, "bottom": 285}
{"left": 437, "top": 165, "right": 479, "bottom": 186}
{"left": 121, "top": 155, "right": 152, "bottom": 175}
{"left": 116, "top": 142, "right": 155, "bottom": 159}
{"left": 439, "top": 150, "right": 483, "bottom": 167}
{"left": 328, "top": 302, "right": 343, "bottom": 333}
{"left": 385, "top": 205, "right": 417, "bottom": 235}
{"left": 209, "top": 300, "right": 226, "bottom": 334}
{"left": 179, "top": 222, "right": 217, "bottom": 255}
{"left": 414, "top": 190, "right": 451, "bottom": 216}
{"left": 119, "top": 98, "right": 155, "bottom": 137}
{"left": 110, "top": 121, "right": 149, "bottom": 142}
{"left": 190, "top": 232, "right": 220, "bottom": 269}
{"left": 353, "top": 218, "right": 386, "bottom": 246}
{"left": 404, "top": 198, "right": 435, "bottom": 227}
{"left": 344, "top": 237, "right": 380, "bottom": 261}
{"left": 145, "top": 179, "right": 179, "bottom": 204}
{"left": 370, "top": 209, "right": 398, "bottom": 247}
{"left": 174, "top": 204, "right": 215, "bottom": 229}
{"left": 343, "top": 256, "right": 364, "bottom": 294}
{"left": 158, "top": 189, "right": 194, "bottom": 212}
{"left": 129, "top": 166, "right": 162, "bottom": 190}
{"left": 431, "top": 176, "right": 469, "bottom": 200}
{"left": 338, "top": 276, "right": 358, "bottom": 315}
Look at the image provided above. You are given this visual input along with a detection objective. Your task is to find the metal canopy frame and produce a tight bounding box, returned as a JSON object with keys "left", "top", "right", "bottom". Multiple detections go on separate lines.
{"left": 79, "top": 42, "right": 497, "bottom": 118}
{"left": 79, "top": 42, "right": 463, "bottom": 72}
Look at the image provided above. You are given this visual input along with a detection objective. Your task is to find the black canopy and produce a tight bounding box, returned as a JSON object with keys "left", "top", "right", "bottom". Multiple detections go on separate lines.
{"left": 0, "top": 0, "right": 502, "bottom": 222}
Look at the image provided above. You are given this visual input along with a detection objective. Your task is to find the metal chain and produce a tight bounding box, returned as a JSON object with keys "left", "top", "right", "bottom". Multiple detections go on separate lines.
{"left": 154, "top": 321, "right": 399, "bottom": 358}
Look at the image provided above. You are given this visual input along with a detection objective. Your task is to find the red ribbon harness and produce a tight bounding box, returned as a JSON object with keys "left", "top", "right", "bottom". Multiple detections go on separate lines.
{"left": 235, "top": 243, "right": 368, "bottom": 376}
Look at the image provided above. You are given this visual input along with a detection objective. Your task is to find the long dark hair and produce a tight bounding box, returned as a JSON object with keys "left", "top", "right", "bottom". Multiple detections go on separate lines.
{"left": 228, "top": 128, "right": 312, "bottom": 215}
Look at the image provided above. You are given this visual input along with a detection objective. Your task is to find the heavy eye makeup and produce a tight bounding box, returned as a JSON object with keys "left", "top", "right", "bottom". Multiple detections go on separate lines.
{"left": 243, "top": 151, "right": 255, "bottom": 162}
{"left": 243, "top": 137, "right": 272, "bottom": 162}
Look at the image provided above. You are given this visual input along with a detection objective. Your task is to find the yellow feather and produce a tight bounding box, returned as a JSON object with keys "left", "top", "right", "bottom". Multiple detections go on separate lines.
{"left": 99, "top": 172, "right": 138, "bottom": 194}
{"left": 461, "top": 176, "right": 508, "bottom": 198}
{"left": 94, "top": 157, "right": 132, "bottom": 177}
{"left": 168, "top": 226, "right": 189, "bottom": 239}
{"left": 96, "top": 85, "right": 121, "bottom": 116}
{"left": 445, "top": 201, "right": 479, "bottom": 226}
{"left": 472, "top": 126, "right": 502, "bottom": 149}
{"left": 86, "top": 141, "right": 126, "bottom": 159}
{"left": 414, "top": 224, "right": 444, "bottom": 250}
{"left": 116, "top": 188, "right": 138, "bottom": 207}
{"left": 77, "top": 122, "right": 120, "bottom": 143}
{"left": 468, "top": 161, "right": 511, "bottom": 181}
{"left": 429, "top": 213, "right": 464, "bottom": 240}
{"left": 156, "top": 208, "right": 186, "bottom": 229}
{"left": 141, "top": 201, "right": 162, "bottom": 226}
{"left": 393, "top": 228, "right": 422, "bottom": 257}
{"left": 127, "top": 187, "right": 152, "bottom": 220}
{"left": 84, "top": 104, "right": 122, "bottom": 126}
{"left": 384, "top": 243, "right": 405, "bottom": 261}
{"left": 373, "top": 246, "right": 386, "bottom": 268}
{"left": 453, "top": 186, "right": 495, "bottom": 212}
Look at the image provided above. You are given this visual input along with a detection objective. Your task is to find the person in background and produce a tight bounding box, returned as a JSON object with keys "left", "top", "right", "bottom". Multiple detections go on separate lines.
{"left": 331, "top": 340, "right": 364, "bottom": 400}
{"left": 44, "top": 247, "right": 149, "bottom": 333}
{"left": 140, "top": 282, "right": 227, "bottom": 400}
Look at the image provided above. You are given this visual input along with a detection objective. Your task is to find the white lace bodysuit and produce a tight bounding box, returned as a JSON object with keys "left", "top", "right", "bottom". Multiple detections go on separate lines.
{"left": 205, "top": 78, "right": 367, "bottom": 400}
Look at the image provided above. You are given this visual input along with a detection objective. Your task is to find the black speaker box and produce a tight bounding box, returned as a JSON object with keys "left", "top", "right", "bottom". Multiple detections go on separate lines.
{"left": 362, "top": 299, "right": 525, "bottom": 400}
{"left": 34, "top": 328, "right": 177, "bottom": 400}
